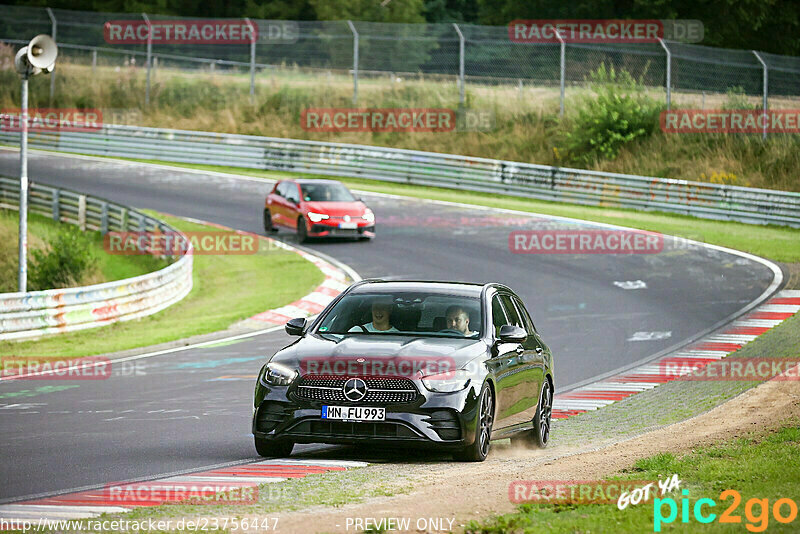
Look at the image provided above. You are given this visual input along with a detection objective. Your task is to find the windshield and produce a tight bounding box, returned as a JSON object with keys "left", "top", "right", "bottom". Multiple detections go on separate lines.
{"left": 316, "top": 291, "right": 482, "bottom": 338}
{"left": 301, "top": 183, "right": 356, "bottom": 202}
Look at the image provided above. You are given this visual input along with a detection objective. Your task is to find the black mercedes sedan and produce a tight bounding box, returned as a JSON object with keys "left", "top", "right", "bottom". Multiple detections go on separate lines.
{"left": 252, "top": 280, "right": 554, "bottom": 462}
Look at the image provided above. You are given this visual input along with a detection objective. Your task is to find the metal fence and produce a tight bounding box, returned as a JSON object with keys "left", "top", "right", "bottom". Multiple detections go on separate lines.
{"left": 1, "top": 4, "right": 799, "bottom": 122}
{"left": 0, "top": 175, "right": 193, "bottom": 340}
{"left": 1, "top": 124, "right": 797, "bottom": 228}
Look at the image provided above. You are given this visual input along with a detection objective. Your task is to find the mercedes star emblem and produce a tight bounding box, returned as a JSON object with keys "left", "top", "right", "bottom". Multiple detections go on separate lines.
{"left": 343, "top": 377, "right": 367, "bottom": 402}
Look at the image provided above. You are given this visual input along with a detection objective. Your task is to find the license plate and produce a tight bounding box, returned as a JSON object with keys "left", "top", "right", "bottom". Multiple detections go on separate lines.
{"left": 322, "top": 405, "right": 385, "bottom": 421}
{"left": 339, "top": 222, "right": 358, "bottom": 229}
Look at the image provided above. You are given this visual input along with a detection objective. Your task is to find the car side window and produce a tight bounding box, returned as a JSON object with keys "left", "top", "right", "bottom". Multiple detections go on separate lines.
{"left": 285, "top": 183, "right": 300, "bottom": 204}
{"left": 499, "top": 294, "right": 525, "bottom": 330}
{"left": 491, "top": 295, "right": 508, "bottom": 337}
{"left": 512, "top": 296, "right": 537, "bottom": 335}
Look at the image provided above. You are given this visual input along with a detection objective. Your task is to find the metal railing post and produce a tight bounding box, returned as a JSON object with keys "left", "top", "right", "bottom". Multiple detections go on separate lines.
{"left": 18, "top": 76, "right": 29, "bottom": 292}
{"left": 92, "top": 48, "right": 97, "bottom": 74}
{"left": 556, "top": 31, "right": 565, "bottom": 116}
{"left": 753, "top": 51, "right": 768, "bottom": 141}
{"left": 46, "top": 8, "right": 57, "bottom": 104}
{"left": 658, "top": 38, "right": 671, "bottom": 110}
{"left": 245, "top": 18, "right": 256, "bottom": 101}
{"left": 347, "top": 21, "right": 359, "bottom": 104}
{"left": 142, "top": 13, "right": 152, "bottom": 106}
{"left": 453, "top": 23, "right": 465, "bottom": 105}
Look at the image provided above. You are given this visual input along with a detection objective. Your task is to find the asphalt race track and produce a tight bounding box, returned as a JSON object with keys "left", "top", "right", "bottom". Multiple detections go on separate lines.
{"left": 0, "top": 150, "right": 779, "bottom": 502}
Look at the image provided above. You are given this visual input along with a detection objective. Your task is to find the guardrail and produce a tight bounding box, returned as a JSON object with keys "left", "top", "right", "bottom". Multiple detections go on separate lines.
{"left": 1, "top": 124, "right": 799, "bottom": 227}
{"left": 0, "top": 175, "right": 193, "bottom": 341}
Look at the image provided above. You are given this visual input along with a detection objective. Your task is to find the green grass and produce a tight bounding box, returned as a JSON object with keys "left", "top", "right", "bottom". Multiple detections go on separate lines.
{"left": 110, "top": 159, "right": 800, "bottom": 263}
{"left": 468, "top": 422, "right": 800, "bottom": 533}
{"left": 0, "top": 213, "right": 325, "bottom": 358}
{"left": 0, "top": 208, "right": 167, "bottom": 293}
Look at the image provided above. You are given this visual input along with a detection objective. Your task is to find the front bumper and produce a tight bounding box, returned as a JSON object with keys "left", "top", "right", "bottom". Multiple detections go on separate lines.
{"left": 307, "top": 220, "right": 375, "bottom": 238}
{"left": 253, "top": 379, "right": 480, "bottom": 449}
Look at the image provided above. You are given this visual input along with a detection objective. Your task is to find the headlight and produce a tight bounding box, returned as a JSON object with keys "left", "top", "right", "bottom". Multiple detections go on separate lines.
{"left": 307, "top": 212, "right": 329, "bottom": 223}
{"left": 361, "top": 209, "right": 375, "bottom": 223}
{"left": 421, "top": 369, "right": 471, "bottom": 393}
{"left": 260, "top": 362, "right": 298, "bottom": 386}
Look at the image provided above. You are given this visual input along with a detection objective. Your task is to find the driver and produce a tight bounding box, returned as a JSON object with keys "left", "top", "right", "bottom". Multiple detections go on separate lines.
{"left": 349, "top": 298, "right": 399, "bottom": 333}
{"left": 444, "top": 305, "right": 477, "bottom": 337}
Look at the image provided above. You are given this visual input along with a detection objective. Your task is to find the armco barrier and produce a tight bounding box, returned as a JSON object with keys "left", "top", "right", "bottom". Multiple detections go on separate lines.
{"left": 1, "top": 124, "right": 798, "bottom": 227}
{"left": 0, "top": 176, "right": 193, "bottom": 341}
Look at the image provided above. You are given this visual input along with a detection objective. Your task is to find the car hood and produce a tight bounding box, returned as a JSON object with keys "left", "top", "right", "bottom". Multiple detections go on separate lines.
{"left": 271, "top": 333, "right": 487, "bottom": 376}
{"left": 302, "top": 201, "right": 365, "bottom": 217}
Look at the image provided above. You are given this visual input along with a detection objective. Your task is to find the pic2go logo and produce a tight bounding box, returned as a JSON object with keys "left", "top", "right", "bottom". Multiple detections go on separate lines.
{"left": 654, "top": 489, "right": 798, "bottom": 532}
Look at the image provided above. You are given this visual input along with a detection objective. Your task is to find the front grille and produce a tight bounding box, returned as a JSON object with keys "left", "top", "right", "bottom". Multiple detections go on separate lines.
{"left": 294, "top": 375, "right": 419, "bottom": 404}
{"left": 427, "top": 410, "right": 461, "bottom": 441}
{"left": 288, "top": 419, "right": 421, "bottom": 439}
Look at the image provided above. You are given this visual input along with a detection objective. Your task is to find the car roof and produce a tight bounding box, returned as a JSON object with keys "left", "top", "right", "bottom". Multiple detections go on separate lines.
{"left": 347, "top": 279, "right": 502, "bottom": 298}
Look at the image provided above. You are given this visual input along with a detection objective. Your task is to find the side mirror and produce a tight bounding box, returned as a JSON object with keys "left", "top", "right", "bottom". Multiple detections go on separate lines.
{"left": 498, "top": 325, "right": 527, "bottom": 343}
{"left": 285, "top": 317, "right": 307, "bottom": 336}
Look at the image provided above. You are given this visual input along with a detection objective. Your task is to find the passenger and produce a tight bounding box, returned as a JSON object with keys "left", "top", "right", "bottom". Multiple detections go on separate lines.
{"left": 444, "top": 305, "right": 477, "bottom": 336}
{"left": 349, "top": 299, "right": 399, "bottom": 333}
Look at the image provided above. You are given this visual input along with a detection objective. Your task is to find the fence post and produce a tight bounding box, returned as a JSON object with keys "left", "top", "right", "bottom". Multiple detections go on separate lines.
{"left": 142, "top": 12, "right": 152, "bottom": 106}
{"left": 78, "top": 195, "right": 86, "bottom": 231}
{"left": 556, "top": 31, "right": 565, "bottom": 116}
{"left": 752, "top": 51, "right": 768, "bottom": 141}
{"left": 92, "top": 48, "right": 97, "bottom": 74}
{"left": 453, "top": 23, "right": 465, "bottom": 105}
{"left": 100, "top": 202, "right": 109, "bottom": 235}
{"left": 46, "top": 7, "right": 57, "bottom": 104}
{"left": 347, "top": 20, "right": 359, "bottom": 104}
{"left": 245, "top": 18, "right": 256, "bottom": 102}
{"left": 52, "top": 189, "right": 60, "bottom": 222}
{"left": 658, "top": 38, "right": 671, "bottom": 110}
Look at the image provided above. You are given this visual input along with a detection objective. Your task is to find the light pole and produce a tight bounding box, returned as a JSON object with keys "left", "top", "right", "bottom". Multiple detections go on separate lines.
{"left": 13, "top": 35, "right": 58, "bottom": 292}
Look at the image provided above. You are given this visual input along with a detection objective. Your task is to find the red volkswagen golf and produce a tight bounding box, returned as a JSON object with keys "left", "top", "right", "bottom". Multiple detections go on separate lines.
{"left": 264, "top": 179, "right": 375, "bottom": 242}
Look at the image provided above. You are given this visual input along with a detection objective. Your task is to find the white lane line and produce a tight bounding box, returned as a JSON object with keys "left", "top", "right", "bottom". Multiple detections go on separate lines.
{"left": 733, "top": 319, "right": 784, "bottom": 328}
{"left": 262, "top": 459, "right": 369, "bottom": 468}
{"left": 156, "top": 476, "right": 288, "bottom": 484}
{"left": 704, "top": 334, "right": 758, "bottom": 343}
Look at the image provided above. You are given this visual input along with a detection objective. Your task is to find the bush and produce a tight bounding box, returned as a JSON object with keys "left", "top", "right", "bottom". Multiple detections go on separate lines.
{"left": 561, "top": 64, "right": 663, "bottom": 165}
{"left": 28, "top": 226, "right": 96, "bottom": 291}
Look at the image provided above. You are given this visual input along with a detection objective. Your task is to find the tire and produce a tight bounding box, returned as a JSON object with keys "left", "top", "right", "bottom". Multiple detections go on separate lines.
{"left": 263, "top": 209, "right": 277, "bottom": 233}
{"left": 454, "top": 382, "right": 493, "bottom": 462}
{"left": 254, "top": 436, "right": 293, "bottom": 458}
{"left": 296, "top": 217, "right": 308, "bottom": 243}
{"left": 511, "top": 379, "right": 553, "bottom": 449}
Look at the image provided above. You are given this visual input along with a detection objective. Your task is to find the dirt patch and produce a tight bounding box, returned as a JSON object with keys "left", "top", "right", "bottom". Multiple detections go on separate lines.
{"left": 270, "top": 371, "right": 800, "bottom": 533}
{"left": 781, "top": 262, "right": 800, "bottom": 289}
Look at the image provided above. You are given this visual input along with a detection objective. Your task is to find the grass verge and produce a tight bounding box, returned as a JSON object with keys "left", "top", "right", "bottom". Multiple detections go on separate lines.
{"left": 0, "top": 212, "right": 324, "bottom": 358}
{"left": 111, "top": 159, "right": 800, "bottom": 263}
{"left": 0, "top": 208, "right": 167, "bottom": 293}
{"left": 468, "top": 421, "right": 800, "bottom": 533}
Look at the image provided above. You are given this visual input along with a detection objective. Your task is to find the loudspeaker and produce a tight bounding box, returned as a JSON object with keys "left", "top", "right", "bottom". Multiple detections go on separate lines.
{"left": 14, "top": 34, "right": 58, "bottom": 76}
{"left": 27, "top": 35, "right": 58, "bottom": 69}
